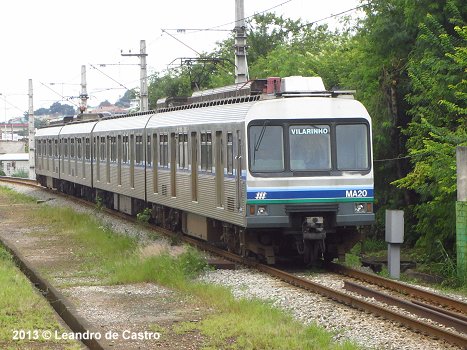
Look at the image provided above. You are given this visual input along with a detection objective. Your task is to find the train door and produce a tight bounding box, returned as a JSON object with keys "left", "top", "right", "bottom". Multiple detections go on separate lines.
{"left": 236, "top": 130, "right": 242, "bottom": 210}
{"left": 216, "top": 131, "right": 224, "bottom": 208}
{"left": 117, "top": 135, "right": 122, "bottom": 186}
{"left": 170, "top": 133, "right": 176, "bottom": 197}
{"left": 191, "top": 131, "right": 198, "bottom": 201}
{"left": 152, "top": 133, "right": 158, "bottom": 193}
{"left": 54, "top": 138, "right": 59, "bottom": 174}
{"left": 130, "top": 134, "right": 135, "bottom": 188}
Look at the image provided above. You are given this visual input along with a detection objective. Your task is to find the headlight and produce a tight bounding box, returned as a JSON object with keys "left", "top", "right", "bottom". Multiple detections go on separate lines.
{"left": 257, "top": 205, "right": 268, "bottom": 215}
{"left": 354, "top": 203, "right": 367, "bottom": 213}
{"left": 354, "top": 203, "right": 373, "bottom": 214}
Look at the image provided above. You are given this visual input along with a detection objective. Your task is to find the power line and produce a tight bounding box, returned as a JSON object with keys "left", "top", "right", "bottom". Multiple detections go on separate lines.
{"left": 89, "top": 63, "right": 131, "bottom": 91}
{"left": 161, "top": 29, "right": 202, "bottom": 56}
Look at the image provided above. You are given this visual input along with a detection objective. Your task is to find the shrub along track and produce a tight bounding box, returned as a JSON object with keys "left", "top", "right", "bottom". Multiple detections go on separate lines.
{"left": 1, "top": 176, "right": 466, "bottom": 349}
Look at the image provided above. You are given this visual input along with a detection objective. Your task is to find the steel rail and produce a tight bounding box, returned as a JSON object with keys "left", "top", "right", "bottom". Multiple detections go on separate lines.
{"left": 326, "top": 262, "right": 467, "bottom": 314}
{"left": 344, "top": 280, "right": 467, "bottom": 334}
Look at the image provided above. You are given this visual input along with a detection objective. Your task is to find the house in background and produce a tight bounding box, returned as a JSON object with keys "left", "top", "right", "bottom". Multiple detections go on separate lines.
{"left": 0, "top": 153, "right": 29, "bottom": 176}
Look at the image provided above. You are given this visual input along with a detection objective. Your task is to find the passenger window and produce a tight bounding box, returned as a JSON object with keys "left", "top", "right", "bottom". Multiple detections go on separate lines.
{"left": 159, "top": 133, "right": 168, "bottom": 168}
{"left": 200, "top": 131, "right": 212, "bottom": 173}
{"left": 122, "top": 136, "right": 129, "bottom": 164}
{"left": 178, "top": 133, "right": 188, "bottom": 170}
{"left": 227, "top": 132, "right": 234, "bottom": 175}
{"left": 100, "top": 136, "right": 106, "bottom": 161}
{"left": 135, "top": 135, "right": 143, "bottom": 165}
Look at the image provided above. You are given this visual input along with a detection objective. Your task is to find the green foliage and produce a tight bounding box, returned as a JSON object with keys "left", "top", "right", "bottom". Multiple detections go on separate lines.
{"left": 95, "top": 195, "right": 103, "bottom": 211}
{"left": 0, "top": 168, "right": 5, "bottom": 176}
{"left": 11, "top": 169, "right": 29, "bottom": 178}
{"left": 394, "top": 1, "right": 466, "bottom": 258}
{"left": 136, "top": 207, "right": 151, "bottom": 224}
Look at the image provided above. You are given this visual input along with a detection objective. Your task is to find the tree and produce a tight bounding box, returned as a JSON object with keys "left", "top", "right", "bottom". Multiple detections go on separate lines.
{"left": 115, "top": 89, "right": 137, "bottom": 107}
{"left": 393, "top": 1, "right": 466, "bottom": 258}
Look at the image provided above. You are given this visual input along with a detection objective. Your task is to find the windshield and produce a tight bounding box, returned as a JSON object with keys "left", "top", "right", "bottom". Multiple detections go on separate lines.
{"left": 250, "top": 125, "right": 284, "bottom": 172}
{"left": 289, "top": 125, "right": 331, "bottom": 171}
{"left": 336, "top": 124, "right": 369, "bottom": 170}
{"left": 248, "top": 120, "right": 370, "bottom": 175}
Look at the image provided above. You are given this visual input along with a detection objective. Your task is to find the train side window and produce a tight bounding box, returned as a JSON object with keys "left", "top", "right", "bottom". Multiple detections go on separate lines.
{"left": 122, "top": 136, "right": 129, "bottom": 164}
{"left": 64, "top": 138, "right": 68, "bottom": 158}
{"left": 135, "top": 135, "right": 143, "bottom": 165}
{"left": 48, "top": 140, "right": 52, "bottom": 157}
{"left": 70, "top": 138, "right": 75, "bottom": 159}
{"left": 178, "top": 133, "right": 188, "bottom": 170}
{"left": 147, "top": 135, "right": 151, "bottom": 166}
{"left": 100, "top": 136, "right": 106, "bottom": 161}
{"left": 36, "top": 140, "right": 41, "bottom": 156}
{"left": 110, "top": 136, "right": 117, "bottom": 162}
{"left": 54, "top": 139, "right": 59, "bottom": 158}
{"left": 77, "top": 138, "right": 82, "bottom": 160}
{"left": 160, "top": 133, "right": 168, "bottom": 168}
{"left": 227, "top": 132, "right": 233, "bottom": 175}
{"left": 92, "top": 137, "right": 97, "bottom": 160}
{"left": 201, "top": 131, "right": 212, "bottom": 173}
{"left": 85, "top": 138, "right": 90, "bottom": 160}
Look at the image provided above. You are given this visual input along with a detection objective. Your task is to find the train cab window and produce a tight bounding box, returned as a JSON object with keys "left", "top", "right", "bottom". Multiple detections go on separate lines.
{"left": 227, "top": 132, "right": 234, "bottom": 175}
{"left": 85, "top": 138, "right": 90, "bottom": 160}
{"left": 36, "top": 140, "right": 41, "bottom": 156}
{"left": 110, "top": 136, "right": 117, "bottom": 162}
{"left": 201, "top": 132, "right": 212, "bottom": 172}
{"left": 122, "top": 136, "right": 129, "bottom": 164}
{"left": 289, "top": 125, "right": 331, "bottom": 171}
{"left": 249, "top": 125, "right": 284, "bottom": 172}
{"left": 77, "top": 138, "right": 82, "bottom": 160}
{"left": 336, "top": 124, "right": 369, "bottom": 170}
{"left": 178, "top": 133, "right": 188, "bottom": 170}
{"left": 159, "top": 133, "right": 168, "bottom": 168}
{"left": 100, "top": 137, "right": 106, "bottom": 161}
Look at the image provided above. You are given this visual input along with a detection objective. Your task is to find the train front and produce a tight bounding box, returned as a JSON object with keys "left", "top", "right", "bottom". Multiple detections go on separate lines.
{"left": 243, "top": 77, "right": 374, "bottom": 264}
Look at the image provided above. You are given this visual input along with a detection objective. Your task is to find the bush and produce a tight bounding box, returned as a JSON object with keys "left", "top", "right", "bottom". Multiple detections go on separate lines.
{"left": 11, "top": 169, "right": 29, "bottom": 178}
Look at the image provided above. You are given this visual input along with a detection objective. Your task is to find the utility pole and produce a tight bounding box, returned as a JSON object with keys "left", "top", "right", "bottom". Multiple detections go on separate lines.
{"left": 28, "top": 79, "right": 35, "bottom": 180}
{"left": 234, "top": 0, "right": 248, "bottom": 84}
{"left": 79, "top": 65, "right": 89, "bottom": 114}
{"left": 121, "top": 40, "right": 148, "bottom": 112}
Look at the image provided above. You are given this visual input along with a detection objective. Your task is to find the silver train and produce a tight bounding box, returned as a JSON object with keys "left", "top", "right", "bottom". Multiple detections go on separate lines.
{"left": 35, "top": 76, "right": 375, "bottom": 264}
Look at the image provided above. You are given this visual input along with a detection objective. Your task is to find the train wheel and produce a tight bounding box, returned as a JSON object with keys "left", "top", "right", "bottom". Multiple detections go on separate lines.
{"left": 303, "top": 240, "right": 324, "bottom": 265}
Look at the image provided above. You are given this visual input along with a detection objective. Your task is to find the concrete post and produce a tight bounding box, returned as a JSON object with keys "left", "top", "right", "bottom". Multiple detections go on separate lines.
{"left": 386, "top": 210, "right": 404, "bottom": 279}
{"left": 456, "top": 147, "right": 467, "bottom": 279}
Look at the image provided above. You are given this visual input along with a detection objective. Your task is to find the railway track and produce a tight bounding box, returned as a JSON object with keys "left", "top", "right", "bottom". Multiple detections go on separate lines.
{"left": 1, "top": 176, "right": 466, "bottom": 348}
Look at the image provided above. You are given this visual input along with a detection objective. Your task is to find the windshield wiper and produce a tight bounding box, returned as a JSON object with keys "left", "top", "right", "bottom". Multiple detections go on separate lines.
{"left": 254, "top": 120, "right": 269, "bottom": 153}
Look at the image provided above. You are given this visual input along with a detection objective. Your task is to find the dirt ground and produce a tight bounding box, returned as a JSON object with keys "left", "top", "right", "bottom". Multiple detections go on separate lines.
{"left": 0, "top": 191, "right": 211, "bottom": 349}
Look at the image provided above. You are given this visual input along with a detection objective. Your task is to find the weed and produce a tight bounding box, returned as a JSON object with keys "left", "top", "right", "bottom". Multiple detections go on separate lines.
{"left": 136, "top": 207, "right": 152, "bottom": 224}
{"left": 95, "top": 195, "right": 103, "bottom": 211}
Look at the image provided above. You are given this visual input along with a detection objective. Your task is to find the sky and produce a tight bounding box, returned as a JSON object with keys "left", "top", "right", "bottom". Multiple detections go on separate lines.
{"left": 0, "top": 0, "right": 362, "bottom": 121}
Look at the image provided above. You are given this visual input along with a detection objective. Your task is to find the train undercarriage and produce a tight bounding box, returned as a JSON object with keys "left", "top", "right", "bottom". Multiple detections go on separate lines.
{"left": 36, "top": 175, "right": 361, "bottom": 265}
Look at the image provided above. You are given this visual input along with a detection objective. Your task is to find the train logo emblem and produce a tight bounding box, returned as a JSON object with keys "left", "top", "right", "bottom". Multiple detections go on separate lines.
{"left": 255, "top": 192, "right": 267, "bottom": 200}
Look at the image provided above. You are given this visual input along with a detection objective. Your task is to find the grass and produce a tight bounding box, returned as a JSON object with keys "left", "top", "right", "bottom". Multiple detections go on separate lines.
{"left": 5, "top": 189, "right": 360, "bottom": 350}
{"left": 0, "top": 185, "right": 37, "bottom": 204}
{"left": 0, "top": 246, "right": 79, "bottom": 349}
